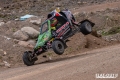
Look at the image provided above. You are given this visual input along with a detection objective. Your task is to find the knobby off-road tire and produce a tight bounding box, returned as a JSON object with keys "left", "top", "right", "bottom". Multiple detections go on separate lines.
{"left": 23, "top": 51, "right": 35, "bottom": 66}
{"left": 52, "top": 40, "right": 65, "bottom": 55}
{"left": 80, "top": 21, "right": 92, "bottom": 35}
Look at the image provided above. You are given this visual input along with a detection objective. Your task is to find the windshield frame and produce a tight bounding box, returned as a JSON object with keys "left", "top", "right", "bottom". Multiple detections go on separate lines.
{"left": 40, "top": 20, "right": 50, "bottom": 34}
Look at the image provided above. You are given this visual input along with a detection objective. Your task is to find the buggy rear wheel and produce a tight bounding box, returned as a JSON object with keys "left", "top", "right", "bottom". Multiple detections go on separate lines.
{"left": 52, "top": 40, "right": 65, "bottom": 55}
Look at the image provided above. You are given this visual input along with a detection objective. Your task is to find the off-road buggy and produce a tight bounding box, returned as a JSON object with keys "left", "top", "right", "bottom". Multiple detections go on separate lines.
{"left": 23, "top": 9, "right": 95, "bottom": 66}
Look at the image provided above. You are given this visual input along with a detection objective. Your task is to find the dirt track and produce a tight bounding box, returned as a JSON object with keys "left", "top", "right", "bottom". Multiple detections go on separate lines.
{"left": 0, "top": 44, "right": 120, "bottom": 80}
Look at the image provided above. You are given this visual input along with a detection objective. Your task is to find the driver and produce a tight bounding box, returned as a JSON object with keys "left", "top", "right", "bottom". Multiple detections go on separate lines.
{"left": 51, "top": 18, "right": 58, "bottom": 30}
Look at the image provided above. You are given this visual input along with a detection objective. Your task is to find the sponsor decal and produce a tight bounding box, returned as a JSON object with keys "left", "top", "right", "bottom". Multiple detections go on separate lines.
{"left": 56, "top": 22, "right": 69, "bottom": 33}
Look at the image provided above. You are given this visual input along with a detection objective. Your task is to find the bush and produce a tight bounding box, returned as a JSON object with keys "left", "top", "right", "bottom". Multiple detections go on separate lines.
{"left": 108, "top": 26, "right": 120, "bottom": 34}
{"left": 102, "top": 26, "right": 120, "bottom": 35}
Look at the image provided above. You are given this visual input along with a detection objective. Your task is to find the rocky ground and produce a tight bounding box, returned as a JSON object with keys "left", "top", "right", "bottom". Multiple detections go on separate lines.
{"left": 0, "top": 0, "right": 119, "bottom": 21}
{"left": 0, "top": 0, "right": 120, "bottom": 70}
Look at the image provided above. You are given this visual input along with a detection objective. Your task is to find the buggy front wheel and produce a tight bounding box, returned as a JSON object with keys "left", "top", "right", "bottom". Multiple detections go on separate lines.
{"left": 23, "top": 51, "right": 35, "bottom": 66}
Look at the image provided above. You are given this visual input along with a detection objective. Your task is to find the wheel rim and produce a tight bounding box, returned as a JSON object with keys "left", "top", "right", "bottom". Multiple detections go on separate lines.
{"left": 26, "top": 52, "right": 34, "bottom": 62}
{"left": 85, "top": 22, "right": 91, "bottom": 31}
{"left": 52, "top": 40, "right": 65, "bottom": 55}
{"left": 56, "top": 41, "right": 64, "bottom": 52}
{"left": 27, "top": 53, "right": 33, "bottom": 61}
{"left": 58, "top": 44, "right": 62, "bottom": 49}
{"left": 23, "top": 52, "right": 35, "bottom": 66}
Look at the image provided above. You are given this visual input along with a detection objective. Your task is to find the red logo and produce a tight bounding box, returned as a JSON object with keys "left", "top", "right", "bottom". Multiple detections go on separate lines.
{"left": 56, "top": 22, "right": 69, "bottom": 33}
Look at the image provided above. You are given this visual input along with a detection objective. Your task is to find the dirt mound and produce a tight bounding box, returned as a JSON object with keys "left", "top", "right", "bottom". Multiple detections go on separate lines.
{"left": 66, "top": 33, "right": 114, "bottom": 54}
{"left": 85, "top": 34, "right": 110, "bottom": 49}
{"left": 65, "top": 33, "right": 87, "bottom": 54}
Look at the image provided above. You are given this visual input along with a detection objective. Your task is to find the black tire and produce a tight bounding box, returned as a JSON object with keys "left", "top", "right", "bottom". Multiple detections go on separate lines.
{"left": 80, "top": 21, "right": 92, "bottom": 35}
{"left": 52, "top": 40, "right": 65, "bottom": 55}
{"left": 23, "top": 51, "right": 35, "bottom": 66}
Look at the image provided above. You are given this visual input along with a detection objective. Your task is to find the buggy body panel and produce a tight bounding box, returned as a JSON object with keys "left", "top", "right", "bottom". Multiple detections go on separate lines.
{"left": 34, "top": 20, "right": 52, "bottom": 50}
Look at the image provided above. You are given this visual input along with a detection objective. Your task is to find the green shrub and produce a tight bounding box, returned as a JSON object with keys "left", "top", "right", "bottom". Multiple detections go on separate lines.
{"left": 107, "top": 26, "right": 120, "bottom": 34}
{"left": 102, "top": 26, "right": 120, "bottom": 35}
